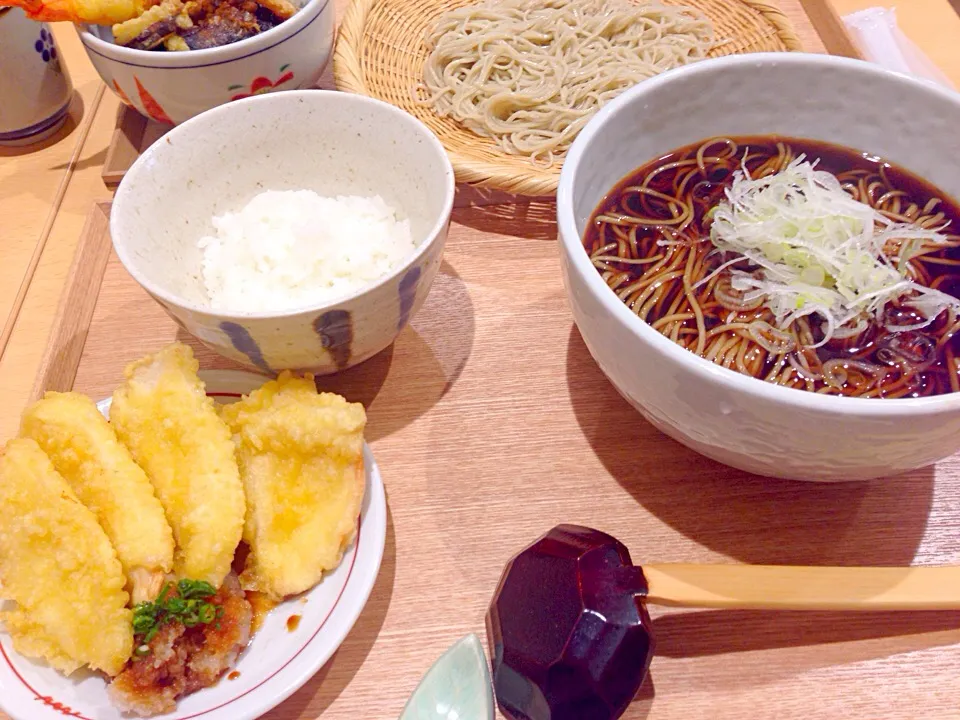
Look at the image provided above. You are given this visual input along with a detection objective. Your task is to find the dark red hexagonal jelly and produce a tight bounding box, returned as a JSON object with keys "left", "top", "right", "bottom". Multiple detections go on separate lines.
{"left": 487, "top": 525, "right": 655, "bottom": 720}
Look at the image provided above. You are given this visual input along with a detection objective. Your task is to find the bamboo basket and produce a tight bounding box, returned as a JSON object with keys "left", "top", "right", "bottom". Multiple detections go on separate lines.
{"left": 334, "top": 0, "right": 803, "bottom": 196}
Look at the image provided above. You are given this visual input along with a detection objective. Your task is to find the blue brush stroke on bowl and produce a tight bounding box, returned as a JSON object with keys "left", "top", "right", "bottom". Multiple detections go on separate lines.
{"left": 397, "top": 265, "right": 421, "bottom": 331}
{"left": 220, "top": 321, "right": 272, "bottom": 373}
{"left": 312, "top": 309, "right": 353, "bottom": 370}
{"left": 400, "top": 633, "right": 494, "bottom": 720}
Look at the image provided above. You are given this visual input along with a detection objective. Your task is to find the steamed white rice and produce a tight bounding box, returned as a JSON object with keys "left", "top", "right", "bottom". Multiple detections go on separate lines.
{"left": 198, "top": 190, "right": 416, "bottom": 312}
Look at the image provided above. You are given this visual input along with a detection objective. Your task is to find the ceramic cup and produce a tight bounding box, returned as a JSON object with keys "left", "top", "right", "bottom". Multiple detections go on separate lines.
{"left": 0, "top": 8, "right": 73, "bottom": 146}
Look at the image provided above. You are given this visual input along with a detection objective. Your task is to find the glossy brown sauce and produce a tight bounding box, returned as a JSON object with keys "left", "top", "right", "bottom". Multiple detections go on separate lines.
{"left": 245, "top": 591, "right": 278, "bottom": 634}
{"left": 286, "top": 615, "right": 301, "bottom": 632}
{"left": 227, "top": 671, "right": 240, "bottom": 680}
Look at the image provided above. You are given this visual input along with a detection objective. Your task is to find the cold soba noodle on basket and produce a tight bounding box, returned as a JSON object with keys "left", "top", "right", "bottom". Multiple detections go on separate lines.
{"left": 417, "top": 0, "right": 715, "bottom": 165}
{"left": 583, "top": 136, "right": 960, "bottom": 398}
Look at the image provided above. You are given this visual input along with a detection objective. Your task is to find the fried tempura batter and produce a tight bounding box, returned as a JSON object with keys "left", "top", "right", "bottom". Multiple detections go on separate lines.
{"left": 1, "top": 0, "right": 150, "bottom": 25}
{"left": 111, "top": 0, "right": 296, "bottom": 50}
{"left": 110, "top": 343, "right": 245, "bottom": 589}
{"left": 220, "top": 372, "right": 366, "bottom": 599}
{"left": 0, "top": 439, "right": 133, "bottom": 676}
{"left": 21, "top": 392, "right": 175, "bottom": 604}
{"left": 111, "top": 0, "right": 183, "bottom": 47}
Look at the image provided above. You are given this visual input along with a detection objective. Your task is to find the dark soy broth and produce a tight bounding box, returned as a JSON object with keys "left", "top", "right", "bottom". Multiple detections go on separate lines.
{"left": 583, "top": 135, "right": 960, "bottom": 398}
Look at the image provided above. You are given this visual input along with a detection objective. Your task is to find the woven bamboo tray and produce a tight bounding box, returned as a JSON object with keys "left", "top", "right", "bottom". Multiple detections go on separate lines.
{"left": 333, "top": 0, "right": 859, "bottom": 196}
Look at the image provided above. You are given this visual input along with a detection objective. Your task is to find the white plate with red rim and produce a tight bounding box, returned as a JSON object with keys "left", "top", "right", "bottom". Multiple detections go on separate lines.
{"left": 0, "top": 369, "right": 387, "bottom": 720}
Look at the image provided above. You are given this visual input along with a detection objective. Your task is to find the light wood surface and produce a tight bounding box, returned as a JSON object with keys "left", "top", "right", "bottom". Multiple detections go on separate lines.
{"left": 0, "top": 22, "right": 120, "bottom": 443}
{"left": 0, "top": 26, "right": 105, "bottom": 362}
{"left": 28, "top": 202, "right": 112, "bottom": 402}
{"left": 795, "top": 0, "right": 861, "bottom": 56}
{"left": 23, "top": 197, "right": 960, "bottom": 720}
{"left": 2, "top": 1, "right": 960, "bottom": 719}
{"left": 643, "top": 565, "right": 960, "bottom": 610}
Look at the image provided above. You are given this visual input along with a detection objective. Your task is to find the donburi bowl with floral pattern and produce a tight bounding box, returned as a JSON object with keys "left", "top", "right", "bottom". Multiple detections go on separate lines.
{"left": 78, "top": 0, "right": 334, "bottom": 125}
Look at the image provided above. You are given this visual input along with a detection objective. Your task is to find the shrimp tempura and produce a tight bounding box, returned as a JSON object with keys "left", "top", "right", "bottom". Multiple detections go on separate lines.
{"left": 21, "top": 392, "right": 175, "bottom": 604}
{"left": 221, "top": 372, "right": 366, "bottom": 599}
{"left": 3, "top": 0, "right": 150, "bottom": 25}
{"left": 110, "top": 343, "right": 245, "bottom": 589}
{"left": 0, "top": 439, "right": 133, "bottom": 677}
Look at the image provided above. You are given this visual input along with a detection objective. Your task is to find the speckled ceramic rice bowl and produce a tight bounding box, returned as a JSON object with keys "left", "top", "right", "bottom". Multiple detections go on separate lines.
{"left": 110, "top": 90, "right": 455, "bottom": 375}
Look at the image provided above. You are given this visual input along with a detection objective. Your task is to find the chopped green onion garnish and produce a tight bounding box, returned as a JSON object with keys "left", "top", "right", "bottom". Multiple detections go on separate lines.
{"left": 131, "top": 579, "right": 221, "bottom": 657}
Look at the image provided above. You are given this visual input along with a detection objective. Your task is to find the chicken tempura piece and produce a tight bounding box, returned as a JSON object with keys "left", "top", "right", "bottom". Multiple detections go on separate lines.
{"left": 2, "top": 0, "right": 151, "bottom": 25}
{"left": 0, "top": 439, "right": 133, "bottom": 677}
{"left": 21, "top": 392, "right": 175, "bottom": 605}
{"left": 110, "top": 343, "right": 245, "bottom": 589}
{"left": 220, "top": 372, "right": 366, "bottom": 599}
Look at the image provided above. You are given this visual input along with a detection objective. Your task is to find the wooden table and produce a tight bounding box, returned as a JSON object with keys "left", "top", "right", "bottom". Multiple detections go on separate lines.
{"left": 2, "top": 3, "right": 960, "bottom": 719}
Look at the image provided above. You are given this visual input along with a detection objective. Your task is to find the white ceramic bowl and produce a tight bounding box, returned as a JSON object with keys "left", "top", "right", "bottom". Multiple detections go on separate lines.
{"left": 112, "top": 90, "right": 455, "bottom": 374}
{"left": 557, "top": 52, "right": 960, "bottom": 482}
{"left": 78, "top": 0, "right": 334, "bottom": 125}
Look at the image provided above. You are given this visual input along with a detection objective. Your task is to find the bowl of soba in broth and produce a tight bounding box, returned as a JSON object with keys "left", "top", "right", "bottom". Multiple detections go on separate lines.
{"left": 557, "top": 52, "right": 960, "bottom": 481}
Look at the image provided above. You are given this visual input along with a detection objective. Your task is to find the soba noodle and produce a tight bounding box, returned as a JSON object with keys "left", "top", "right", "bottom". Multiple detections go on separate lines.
{"left": 417, "top": 0, "right": 714, "bottom": 165}
{"left": 584, "top": 136, "right": 960, "bottom": 398}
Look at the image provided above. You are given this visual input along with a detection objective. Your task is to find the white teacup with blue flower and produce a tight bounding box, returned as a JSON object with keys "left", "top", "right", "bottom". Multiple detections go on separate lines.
{"left": 0, "top": 8, "right": 73, "bottom": 146}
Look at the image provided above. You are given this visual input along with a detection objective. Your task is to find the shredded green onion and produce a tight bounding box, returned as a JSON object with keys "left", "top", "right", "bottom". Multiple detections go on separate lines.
{"left": 131, "top": 579, "right": 223, "bottom": 657}
{"left": 704, "top": 157, "right": 958, "bottom": 347}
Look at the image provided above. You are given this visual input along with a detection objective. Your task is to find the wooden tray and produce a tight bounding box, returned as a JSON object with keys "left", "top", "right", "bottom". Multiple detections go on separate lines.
{"left": 28, "top": 201, "right": 960, "bottom": 720}
{"left": 100, "top": 0, "right": 861, "bottom": 189}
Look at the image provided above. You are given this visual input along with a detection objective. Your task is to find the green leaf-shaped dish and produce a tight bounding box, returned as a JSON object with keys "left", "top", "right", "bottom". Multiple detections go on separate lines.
{"left": 399, "top": 633, "right": 494, "bottom": 720}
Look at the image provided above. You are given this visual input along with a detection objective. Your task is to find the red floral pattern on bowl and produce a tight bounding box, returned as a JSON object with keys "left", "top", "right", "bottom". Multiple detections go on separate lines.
{"left": 229, "top": 64, "right": 294, "bottom": 101}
